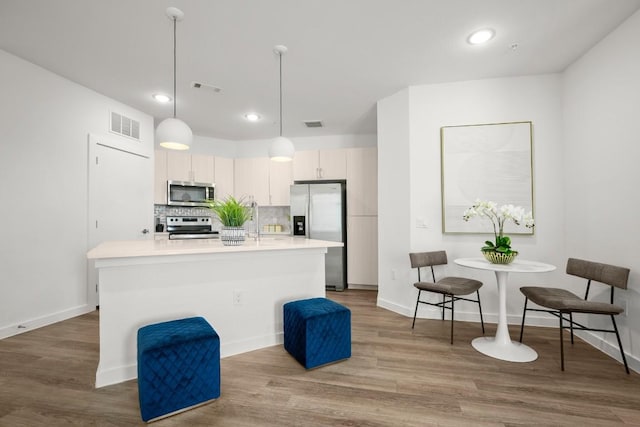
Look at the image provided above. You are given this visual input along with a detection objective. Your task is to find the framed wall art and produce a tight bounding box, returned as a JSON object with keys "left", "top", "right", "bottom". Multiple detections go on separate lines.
{"left": 440, "top": 121, "right": 534, "bottom": 234}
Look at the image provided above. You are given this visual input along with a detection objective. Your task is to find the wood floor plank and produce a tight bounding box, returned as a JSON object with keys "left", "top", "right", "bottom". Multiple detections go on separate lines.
{"left": 0, "top": 289, "right": 638, "bottom": 426}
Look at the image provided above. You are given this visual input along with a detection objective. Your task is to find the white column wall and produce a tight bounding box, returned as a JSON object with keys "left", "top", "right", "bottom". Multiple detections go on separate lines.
{"left": 376, "top": 88, "right": 413, "bottom": 312}
{"left": 0, "top": 49, "right": 154, "bottom": 338}
{"left": 562, "top": 10, "right": 640, "bottom": 364}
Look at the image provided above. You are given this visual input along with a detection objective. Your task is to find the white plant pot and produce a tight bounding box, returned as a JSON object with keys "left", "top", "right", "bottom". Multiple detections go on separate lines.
{"left": 220, "top": 226, "right": 246, "bottom": 246}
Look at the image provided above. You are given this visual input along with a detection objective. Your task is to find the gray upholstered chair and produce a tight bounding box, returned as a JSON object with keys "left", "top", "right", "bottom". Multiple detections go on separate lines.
{"left": 519, "top": 258, "right": 630, "bottom": 374}
{"left": 409, "top": 251, "right": 484, "bottom": 344}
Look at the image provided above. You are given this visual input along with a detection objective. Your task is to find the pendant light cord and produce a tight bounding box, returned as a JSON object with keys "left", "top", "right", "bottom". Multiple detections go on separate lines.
{"left": 279, "top": 52, "right": 283, "bottom": 137}
{"left": 172, "top": 16, "right": 177, "bottom": 119}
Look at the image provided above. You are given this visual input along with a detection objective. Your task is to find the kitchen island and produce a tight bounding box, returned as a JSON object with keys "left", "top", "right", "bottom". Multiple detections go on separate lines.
{"left": 87, "top": 237, "right": 342, "bottom": 388}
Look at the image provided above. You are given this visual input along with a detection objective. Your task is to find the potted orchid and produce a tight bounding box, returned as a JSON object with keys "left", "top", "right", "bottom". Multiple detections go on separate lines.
{"left": 462, "top": 199, "right": 534, "bottom": 264}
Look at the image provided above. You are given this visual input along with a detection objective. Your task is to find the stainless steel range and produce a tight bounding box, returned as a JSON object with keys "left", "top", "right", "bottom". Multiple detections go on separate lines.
{"left": 166, "top": 216, "right": 219, "bottom": 240}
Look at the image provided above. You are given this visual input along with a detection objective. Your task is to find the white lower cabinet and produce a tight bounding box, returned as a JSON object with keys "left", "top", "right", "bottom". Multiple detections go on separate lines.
{"left": 347, "top": 216, "right": 378, "bottom": 286}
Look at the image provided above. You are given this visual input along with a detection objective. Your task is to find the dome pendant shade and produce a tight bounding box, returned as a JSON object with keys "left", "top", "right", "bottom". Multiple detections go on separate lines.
{"left": 156, "top": 7, "right": 192, "bottom": 150}
{"left": 269, "top": 136, "right": 295, "bottom": 161}
{"left": 269, "top": 45, "right": 294, "bottom": 162}
{"left": 157, "top": 117, "right": 193, "bottom": 150}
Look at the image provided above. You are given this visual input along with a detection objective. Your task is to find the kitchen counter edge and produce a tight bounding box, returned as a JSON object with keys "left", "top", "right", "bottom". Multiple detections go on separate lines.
{"left": 87, "top": 237, "right": 342, "bottom": 260}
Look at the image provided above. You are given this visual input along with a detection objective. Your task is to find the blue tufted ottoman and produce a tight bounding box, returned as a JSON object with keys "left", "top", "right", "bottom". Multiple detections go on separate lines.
{"left": 137, "top": 316, "right": 220, "bottom": 422}
{"left": 283, "top": 297, "right": 351, "bottom": 369}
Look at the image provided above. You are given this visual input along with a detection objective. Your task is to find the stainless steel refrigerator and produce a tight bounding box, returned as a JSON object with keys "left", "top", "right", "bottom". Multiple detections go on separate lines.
{"left": 290, "top": 181, "right": 347, "bottom": 291}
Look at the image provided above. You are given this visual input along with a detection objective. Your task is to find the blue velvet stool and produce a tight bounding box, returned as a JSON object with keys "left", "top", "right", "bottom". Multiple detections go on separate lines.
{"left": 283, "top": 297, "right": 351, "bottom": 369}
{"left": 137, "top": 316, "right": 220, "bottom": 422}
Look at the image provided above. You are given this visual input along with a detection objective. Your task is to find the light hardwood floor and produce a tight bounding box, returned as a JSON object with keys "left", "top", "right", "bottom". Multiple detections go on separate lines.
{"left": 1, "top": 290, "right": 639, "bottom": 426}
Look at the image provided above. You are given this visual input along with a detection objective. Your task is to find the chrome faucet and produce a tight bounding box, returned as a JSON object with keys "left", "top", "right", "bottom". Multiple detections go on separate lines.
{"left": 251, "top": 199, "right": 260, "bottom": 241}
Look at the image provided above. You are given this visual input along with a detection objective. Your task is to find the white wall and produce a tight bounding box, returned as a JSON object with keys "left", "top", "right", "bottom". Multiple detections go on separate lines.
{"left": 377, "top": 74, "right": 566, "bottom": 325}
{"left": 0, "top": 49, "right": 154, "bottom": 338}
{"left": 562, "top": 10, "right": 640, "bottom": 365}
{"left": 156, "top": 133, "right": 377, "bottom": 159}
{"left": 233, "top": 134, "right": 377, "bottom": 158}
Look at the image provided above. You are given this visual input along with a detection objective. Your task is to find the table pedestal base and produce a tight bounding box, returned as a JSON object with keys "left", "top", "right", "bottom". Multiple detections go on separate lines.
{"left": 472, "top": 337, "right": 538, "bottom": 362}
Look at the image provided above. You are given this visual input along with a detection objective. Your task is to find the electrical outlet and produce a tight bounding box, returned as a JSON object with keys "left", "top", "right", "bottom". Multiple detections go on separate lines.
{"left": 233, "top": 290, "right": 243, "bottom": 305}
{"left": 391, "top": 269, "right": 397, "bottom": 280}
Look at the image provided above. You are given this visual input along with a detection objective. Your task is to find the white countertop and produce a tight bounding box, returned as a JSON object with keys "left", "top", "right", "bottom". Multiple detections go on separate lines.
{"left": 87, "top": 236, "right": 342, "bottom": 260}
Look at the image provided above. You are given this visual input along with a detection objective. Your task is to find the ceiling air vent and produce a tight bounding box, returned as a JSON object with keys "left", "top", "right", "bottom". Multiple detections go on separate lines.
{"left": 304, "top": 120, "right": 323, "bottom": 128}
{"left": 110, "top": 111, "right": 140, "bottom": 140}
{"left": 191, "top": 81, "right": 222, "bottom": 93}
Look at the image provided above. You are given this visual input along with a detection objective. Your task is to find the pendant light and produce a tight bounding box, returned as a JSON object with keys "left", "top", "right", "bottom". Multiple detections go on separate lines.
{"left": 269, "top": 45, "right": 294, "bottom": 162}
{"left": 156, "top": 7, "right": 193, "bottom": 150}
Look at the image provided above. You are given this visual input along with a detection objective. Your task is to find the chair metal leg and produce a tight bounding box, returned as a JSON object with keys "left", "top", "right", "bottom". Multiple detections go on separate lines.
{"left": 450, "top": 295, "right": 454, "bottom": 345}
{"left": 519, "top": 298, "right": 528, "bottom": 343}
{"left": 569, "top": 312, "right": 574, "bottom": 344}
{"left": 476, "top": 290, "right": 485, "bottom": 334}
{"left": 412, "top": 290, "right": 421, "bottom": 329}
{"left": 441, "top": 295, "right": 445, "bottom": 320}
{"left": 559, "top": 314, "right": 565, "bottom": 371}
{"left": 611, "top": 315, "right": 630, "bottom": 374}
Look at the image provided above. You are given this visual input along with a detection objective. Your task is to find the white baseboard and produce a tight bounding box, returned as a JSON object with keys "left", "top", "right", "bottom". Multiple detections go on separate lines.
{"left": 377, "top": 297, "right": 412, "bottom": 317}
{"left": 348, "top": 284, "right": 378, "bottom": 291}
{"left": 376, "top": 299, "right": 638, "bottom": 373}
{"left": 0, "top": 304, "right": 95, "bottom": 340}
{"left": 573, "top": 329, "right": 639, "bottom": 373}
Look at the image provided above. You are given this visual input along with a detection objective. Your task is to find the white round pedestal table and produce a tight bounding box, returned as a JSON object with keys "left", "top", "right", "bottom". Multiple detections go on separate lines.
{"left": 454, "top": 257, "right": 556, "bottom": 363}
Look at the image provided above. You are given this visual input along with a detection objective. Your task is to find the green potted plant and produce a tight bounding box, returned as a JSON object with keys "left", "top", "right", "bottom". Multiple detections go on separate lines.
{"left": 206, "top": 196, "right": 253, "bottom": 246}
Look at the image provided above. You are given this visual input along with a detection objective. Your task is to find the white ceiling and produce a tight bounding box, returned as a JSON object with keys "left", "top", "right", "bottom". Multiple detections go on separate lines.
{"left": 1, "top": 0, "right": 639, "bottom": 141}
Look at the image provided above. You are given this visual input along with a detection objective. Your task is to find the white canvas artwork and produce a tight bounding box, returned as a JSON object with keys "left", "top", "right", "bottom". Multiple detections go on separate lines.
{"left": 440, "top": 121, "right": 534, "bottom": 234}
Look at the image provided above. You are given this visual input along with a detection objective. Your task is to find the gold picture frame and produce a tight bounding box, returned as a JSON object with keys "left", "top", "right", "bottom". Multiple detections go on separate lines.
{"left": 440, "top": 121, "right": 534, "bottom": 234}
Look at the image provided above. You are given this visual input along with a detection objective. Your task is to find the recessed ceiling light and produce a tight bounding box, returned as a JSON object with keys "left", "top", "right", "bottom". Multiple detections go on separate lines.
{"left": 467, "top": 28, "right": 495, "bottom": 45}
{"left": 152, "top": 93, "right": 172, "bottom": 103}
{"left": 244, "top": 113, "right": 261, "bottom": 122}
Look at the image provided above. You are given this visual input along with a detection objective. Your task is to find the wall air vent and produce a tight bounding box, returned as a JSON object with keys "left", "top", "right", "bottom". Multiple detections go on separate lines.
{"left": 191, "top": 81, "right": 222, "bottom": 93}
{"left": 110, "top": 111, "right": 140, "bottom": 140}
{"left": 304, "top": 120, "right": 323, "bottom": 128}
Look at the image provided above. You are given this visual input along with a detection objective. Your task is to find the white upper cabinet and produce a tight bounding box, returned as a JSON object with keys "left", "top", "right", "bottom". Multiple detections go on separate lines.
{"left": 214, "top": 156, "right": 234, "bottom": 200}
{"left": 167, "top": 152, "right": 214, "bottom": 183}
{"left": 319, "top": 149, "right": 347, "bottom": 180}
{"left": 234, "top": 157, "right": 270, "bottom": 205}
{"left": 154, "top": 150, "right": 168, "bottom": 205}
{"left": 269, "top": 160, "right": 293, "bottom": 206}
{"left": 235, "top": 157, "right": 292, "bottom": 206}
{"left": 346, "top": 147, "right": 378, "bottom": 216}
{"left": 293, "top": 149, "right": 347, "bottom": 181}
{"left": 166, "top": 151, "right": 192, "bottom": 182}
{"left": 190, "top": 154, "right": 215, "bottom": 183}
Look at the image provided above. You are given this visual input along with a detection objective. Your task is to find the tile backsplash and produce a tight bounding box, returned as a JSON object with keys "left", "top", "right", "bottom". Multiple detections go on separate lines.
{"left": 154, "top": 205, "right": 291, "bottom": 233}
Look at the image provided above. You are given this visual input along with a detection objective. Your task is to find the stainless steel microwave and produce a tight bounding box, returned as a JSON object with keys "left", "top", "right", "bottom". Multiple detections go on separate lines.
{"left": 167, "top": 180, "right": 215, "bottom": 207}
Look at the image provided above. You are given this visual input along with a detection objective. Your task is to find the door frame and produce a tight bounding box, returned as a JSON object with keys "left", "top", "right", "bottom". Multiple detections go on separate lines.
{"left": 87, "top": 133, "right": 153, "bottom": 307}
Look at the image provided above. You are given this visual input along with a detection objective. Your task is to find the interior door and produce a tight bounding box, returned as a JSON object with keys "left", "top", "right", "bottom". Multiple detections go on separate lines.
{"left": 88, "top": 134, "right": 154, "bottom": 306}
